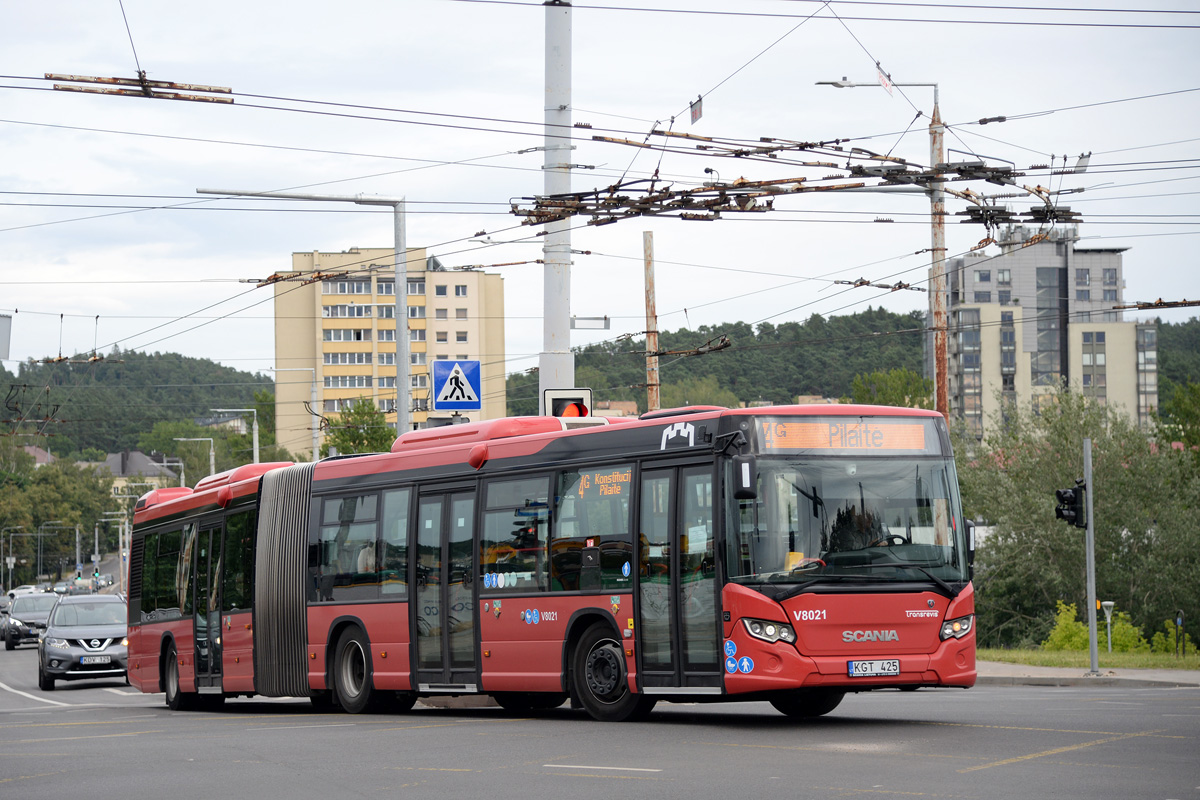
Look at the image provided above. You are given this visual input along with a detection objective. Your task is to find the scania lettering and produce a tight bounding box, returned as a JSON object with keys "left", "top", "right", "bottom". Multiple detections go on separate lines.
{"left": 126, "top": 404, "right": 975, "bottom": 722}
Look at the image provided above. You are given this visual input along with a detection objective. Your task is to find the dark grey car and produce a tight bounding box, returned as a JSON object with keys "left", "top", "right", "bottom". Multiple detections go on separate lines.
{"left": 4, "top": 592, "right": 58, "bottom": 650}
{"left": 37, "top": 595, "right": 128, "bottom": 690}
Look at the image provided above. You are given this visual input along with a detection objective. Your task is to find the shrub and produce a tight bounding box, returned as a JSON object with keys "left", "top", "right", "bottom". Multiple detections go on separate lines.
{"left": 1150, "top": 619, "right": 1199, "bottom": 657}
{"left": 1105, "top": 611, "right": 1150, "bottom": 653}
{"left": 1042, "top": 601, "right": 1090, "bottom": 651}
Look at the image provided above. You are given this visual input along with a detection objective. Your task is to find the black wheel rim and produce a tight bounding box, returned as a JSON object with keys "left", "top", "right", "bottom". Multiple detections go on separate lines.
{"left": 585, "top": 639, "right": 624, "bottom": 702}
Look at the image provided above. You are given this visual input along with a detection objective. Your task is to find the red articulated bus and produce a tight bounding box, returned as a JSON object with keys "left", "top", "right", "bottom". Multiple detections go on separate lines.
{"left": 127, "top": 404, "right": 976, "bottom": 720}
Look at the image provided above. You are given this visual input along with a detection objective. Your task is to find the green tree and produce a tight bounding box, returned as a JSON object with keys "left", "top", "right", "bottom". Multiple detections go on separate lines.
{"left": 1157, "top": 380, "right": 1200, "bottom": 450}
{"left": 957, "top": 389, "right": 1200, "bottom": 647}
{"left": 660, "top": 374, "right": 741, "bottom": 409}
{"left": 844, "top": 368, "right": 934, "bottom": 409}
{"left": 321, "top": 399, "right": 395, "bottom": 457}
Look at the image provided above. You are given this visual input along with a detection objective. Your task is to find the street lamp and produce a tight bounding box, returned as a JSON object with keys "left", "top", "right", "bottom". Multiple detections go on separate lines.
{"left": 198, "top": 188, "right": 412, "bottom": 434}
{"left": 269, "top": 367, "right": 320, "bottom": 461}
{"left": 174, "top": 437, "right": 216, "bottom": 478}
{"left": 1101, "top": 601, "right": 1115, "bottom": 653}
{"left": 212, "top": 407, "right": 259, "bottom": 463}
{"left": 816, "top": 77, "right": 948, "bottom": 419}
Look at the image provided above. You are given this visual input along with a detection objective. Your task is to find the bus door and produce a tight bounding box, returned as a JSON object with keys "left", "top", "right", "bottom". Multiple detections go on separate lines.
{"left": 193, "top": 524, "right": 223, "bottom": 689}
{"left": 413, "top": 489, "right": 478, "bottom": 690}
{"left": 638, "top": 465, "right": 722, "bottom": 693}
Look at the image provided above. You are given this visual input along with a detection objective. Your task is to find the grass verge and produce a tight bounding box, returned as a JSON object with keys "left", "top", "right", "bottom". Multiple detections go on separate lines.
{"left": 978, "top": 647, "right": 1200, "bottom": 671}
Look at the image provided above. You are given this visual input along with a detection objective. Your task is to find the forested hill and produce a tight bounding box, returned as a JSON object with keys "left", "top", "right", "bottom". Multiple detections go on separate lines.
{"left": 1, "top": 348, "right": 268, "bottom": 455}
{"left": 506, "top": 308, "right": 928, "bottom": 415}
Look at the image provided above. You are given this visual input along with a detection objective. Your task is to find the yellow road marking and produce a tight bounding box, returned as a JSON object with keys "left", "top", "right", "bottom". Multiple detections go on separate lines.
{"left": 957, "top": 730, "right": 1162, "bottom": 773}
{"left": 2, "top": 730, "right": 164, "bottom": 745}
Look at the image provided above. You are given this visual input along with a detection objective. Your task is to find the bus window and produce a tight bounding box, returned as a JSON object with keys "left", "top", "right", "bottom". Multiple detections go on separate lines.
{"left": 222, "top": 511, "right": 255, "bottom": 613}
{"left": 313, "top": 494, "right": 380, "bottom": 602}
{"left": 380, "top": 488, "right": 411, "bottom": 597}
{"left": 553, "top": 465, "right": 633, "bottom": 592}
{"left": 481, "top": 476, "right": 549, "bottom": 592}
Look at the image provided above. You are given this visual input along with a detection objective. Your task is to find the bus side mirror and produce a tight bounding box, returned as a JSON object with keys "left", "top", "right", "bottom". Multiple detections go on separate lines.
{"left": 965, "top": 519, "right": 976, "bottom": 567}
{"left": 732, "top": 454, "right": 757, "bottom": 500}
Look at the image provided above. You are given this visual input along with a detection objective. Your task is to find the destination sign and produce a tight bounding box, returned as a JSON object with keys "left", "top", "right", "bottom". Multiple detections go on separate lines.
{"left": 576, "top": 466, "right": 632, "bottom": 499}
{"left": 758, "top": 419, "right": 935, "bottom": 454}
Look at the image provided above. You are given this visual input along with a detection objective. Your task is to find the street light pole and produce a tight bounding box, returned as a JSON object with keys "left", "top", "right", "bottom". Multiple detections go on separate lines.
{"left": 198, "top": 188, "right": 411, "bottom": 434}
{"left": 2, "top": 525, "right": 25, "bottom": 590}
{"left": 269, "top": 367, "right": 319, "bottom": 460}
{"left": 212, "top": 407, "right": 259, "bottom": 463}
{"left": 174, "top": 437, "right": 215, "bottom": 477}
{"left": 816, "top": 78, "right": 948, "bottom": 418}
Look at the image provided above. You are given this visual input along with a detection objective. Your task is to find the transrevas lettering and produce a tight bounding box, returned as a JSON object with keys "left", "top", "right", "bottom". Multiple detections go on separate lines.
{"left": 660, "top": 422, "right": 695, "bottom": 450}
{"left": 842, "top": 629, "right": 900, "bottom": 643}
{"left": 905, "top": 610, "right": 939, "bottom": 618}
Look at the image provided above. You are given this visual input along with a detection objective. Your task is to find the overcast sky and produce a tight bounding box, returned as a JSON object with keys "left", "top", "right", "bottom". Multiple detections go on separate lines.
{"left": 3, "top": 1, "right": 1198, "bottom": 396}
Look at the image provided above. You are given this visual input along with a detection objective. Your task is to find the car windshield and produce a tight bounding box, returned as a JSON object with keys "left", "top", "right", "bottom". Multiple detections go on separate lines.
{"left": 51, "top": 601, "right": 126, "bottom": 627}
{"left": 725, "top": 456, "right": 969, "bottom": 590}
{"left": 13, "top": 594, "right": 59, "bottom": 613}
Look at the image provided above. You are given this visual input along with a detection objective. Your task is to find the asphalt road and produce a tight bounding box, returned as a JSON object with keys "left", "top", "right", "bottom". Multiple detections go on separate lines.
{"left": 1, "top": 643, "right": 1197, "bottom": 799}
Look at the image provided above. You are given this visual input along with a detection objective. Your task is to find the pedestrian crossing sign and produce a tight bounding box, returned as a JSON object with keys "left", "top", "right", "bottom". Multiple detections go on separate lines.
{"left": 432, "top": 360, "right": 482, "bottom": 411}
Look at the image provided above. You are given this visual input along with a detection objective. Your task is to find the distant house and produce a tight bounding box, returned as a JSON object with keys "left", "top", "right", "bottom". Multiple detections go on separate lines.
{"left": 79, "top": 450, "right": 179, "bottom": 493}
{"left": 593, "top": 400, "right": 639, "bottom": 418}
{"left": 22, "top": 445, "right": 55, "bottom": 467}
{"left": 195, "top": 413, "right": 248, "bottom": 435}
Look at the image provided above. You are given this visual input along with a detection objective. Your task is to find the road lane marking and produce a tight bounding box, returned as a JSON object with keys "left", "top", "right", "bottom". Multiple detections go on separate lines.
{"left": 957, "top": 730, "right": 1163, "bottom": 773}
{"left": 5, "top": 730, "right": 164, "bottom": 744}
{"left": 246, "top": 724, "right": 357, "bottom": 731}
{"left": 0, "top": 681, "right": 73, "bottom": 707}
{"left": 544, "top": 765, "right": 662, "bottom": 773}
{"left": 102, "top": 688, "right": 139, "bottom": 696}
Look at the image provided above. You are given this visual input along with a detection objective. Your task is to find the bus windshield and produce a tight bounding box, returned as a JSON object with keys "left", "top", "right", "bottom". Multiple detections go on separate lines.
{"left": 725, "top": 456, "right": 968, "bottom": 591}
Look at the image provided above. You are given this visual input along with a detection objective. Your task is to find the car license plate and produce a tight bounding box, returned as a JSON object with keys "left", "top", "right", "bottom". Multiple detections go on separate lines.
{"left": 848, "top": 659, "right": 900, "bottom": 677}
{"left": 81, "top": 655, "right": 111, "bottom": 665}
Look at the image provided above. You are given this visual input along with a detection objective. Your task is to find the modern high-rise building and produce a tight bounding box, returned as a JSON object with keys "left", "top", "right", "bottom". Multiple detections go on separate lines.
{"left": 273, "top": 247, "right": 506, "bottom": 459}
{"left": 936, "top": 226, "right": 1157, "bottom": 438}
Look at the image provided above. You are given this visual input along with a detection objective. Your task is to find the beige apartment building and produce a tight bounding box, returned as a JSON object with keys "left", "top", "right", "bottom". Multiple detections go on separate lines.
{"left": 273, "top": 247, "right": 505, "bottom": 459}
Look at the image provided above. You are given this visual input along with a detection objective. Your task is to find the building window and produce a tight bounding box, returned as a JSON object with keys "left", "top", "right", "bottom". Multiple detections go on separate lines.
{"left": 1096, "top": 332, "right": 1105, "bottom": 343}
{"left": 376, "top": 305, "right": 395, "bottom": 319}
{"left": 1001, "top": 311, "right": 1013, "bottom": 324}
{"left": 408, "top": 306, "right": 425, "bottom": 319}
{"left": 455, "top": 308, "right": 468, "bottom": 320}
{"left": 455, "top": 285, "right": 468, "bottom": 297}
{"left": 322, "top": 280, "right": 371, "bottom": 295}
{"left": 409, "top": 329, "right": 425, "bottom": 342}
{"left": 457, "top": 354, "right": 469, "bottom": 361}
{"left": 1103, "top": 268, "right": 1118, "bottom": 286}
{"left": 410, "top": 352, "right": 426, "bottom": 366}
{"left": 1083, "top": 332, "right": 1093, "bottom": 344}
{"left": 324, "top": 375, "right": 372, "bottom": 388}
{"left": 323, "top": 328, "right": 371, "bottom": 342}
{"left": 323, "top": 305, "right": 372, "bottom": 318}
{"left": 407, "top": 280, "right": 425, "bottom": 296}
{"left": 1103, "top": 289, "right": 1118, "bottom": 302}
{"left": 435, "top": 308, "right": 448, "bottom": 320}
{"left": 973, "top": 291, "right": 991, "bottom": 303}
{"left": 997, "top": 268, "right": 1011, "bottom": 284}
{"left": 377, "top": 281, "right": 394, "bottom": 295}
{"left": 998, "top": 290, "right": 1011, "bottom": 305}
{"left": 379, "top": 377, "right": 396, "bottom": 388}
{"left": 975, "top": 270, "right": 991, "bottom": 283}
{"left": 435, "top": 331, "right": 448, "bottom": 343}
{"left": 435, "top": 285, "right": 447, "bottom": 297}
{"left": 1076, "top": 290, "right": 1091, "bottom": 302}
{"left": 435, "top": 354, "right": 449, "bottom": 360}
{"left": 456, "top": 331, "right": 468, "bottom": 343}
{"left": 1075, "top": 268, "right": 1090, "bottom": 286}
{"left": 324, "top": 352, "right": 372, "bottom": 365}
{"left": 379, "top": 353, "right": 395, "bottom": 366}
{"left": 411, "top": 374, "right": 428, "bottom": 389}
{"left": 379, "top": 329, "right": 396, "bottom": 342}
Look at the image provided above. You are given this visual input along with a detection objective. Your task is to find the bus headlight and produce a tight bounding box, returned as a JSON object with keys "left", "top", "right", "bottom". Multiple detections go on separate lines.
{"left": 743, "top": 618, "right": 796, "bottom": 644}
{"left": 940, "top": 615, "right": 974, "bottom": 640}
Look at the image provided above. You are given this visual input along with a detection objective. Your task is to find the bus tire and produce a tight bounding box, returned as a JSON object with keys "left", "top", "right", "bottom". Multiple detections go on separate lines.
{"left": 332, "top": 627, "right": 380, "bottom": 714}
{"left": 571, "top": 623, "right": 656, "bottom": 722}
{"left": 769, "top": 688, "right": 845, "bottom": 718}
{"left": 493, "top": 692, "right": 568, "bottom": 714}
{"left": 164, "top": 645, "right": 198, "bottom": 711}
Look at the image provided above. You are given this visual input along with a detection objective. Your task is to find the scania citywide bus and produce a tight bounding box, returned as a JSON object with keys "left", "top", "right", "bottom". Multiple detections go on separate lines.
{"left": 127, "top": 404, "right": 975, "bottom": 721}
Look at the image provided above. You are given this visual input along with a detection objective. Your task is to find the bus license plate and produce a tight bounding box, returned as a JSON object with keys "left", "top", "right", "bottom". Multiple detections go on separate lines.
{"left": 81, "top": 656, "right": 111, "bottom": 665}
{"left": 848, "top": 659, "right": 899, "bottom": 677}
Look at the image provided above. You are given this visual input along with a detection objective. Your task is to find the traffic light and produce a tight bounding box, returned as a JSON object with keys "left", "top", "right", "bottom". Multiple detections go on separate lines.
{"left": 544, "top": 388, "right": 592, "bottom": 418}
{"left": 93, "top": 566, "right": 100, "bottom": 578}
{"left": 1054, "top": 483, "right": 1087, "bottom": 529}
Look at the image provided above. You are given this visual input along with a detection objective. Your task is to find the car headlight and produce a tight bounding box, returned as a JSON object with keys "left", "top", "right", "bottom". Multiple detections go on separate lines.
{"left": 44, "top": 637, "right": 70, "bottom": 649}
{"left": 121, "top": 637, "right": 129, "bottom": 647}
{"left": 743, "top": 617, "right": 797, "bottom": 644}
{"left": 8, "top": 618, "right": 22, "bottom": 627}
{"left": 940, "top": 614, "right": 974, "bottom": 640}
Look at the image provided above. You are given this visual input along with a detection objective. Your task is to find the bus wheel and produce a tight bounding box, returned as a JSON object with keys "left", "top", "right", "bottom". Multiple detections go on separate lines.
{"left": 769, "top": 688, "right": 845, "bottom": 718}
{"left": 493, "top": 692, "right": 567, "bottom": 714}
{"left": 164, "top": 645, "right": 197, "bottom": 711}
{"left": 572, "top": 623, "right": 656, "bottom": 722}
{"left": 333, "top": 627, "right": 379, "bottom": 714}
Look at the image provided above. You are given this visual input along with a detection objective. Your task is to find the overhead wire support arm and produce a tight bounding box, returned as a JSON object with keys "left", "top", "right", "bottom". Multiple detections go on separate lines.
{"left": 47, "top": 73, "right": 234, "bottom": 103}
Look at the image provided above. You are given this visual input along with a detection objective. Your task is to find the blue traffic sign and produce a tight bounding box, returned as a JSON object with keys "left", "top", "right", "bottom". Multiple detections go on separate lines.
{"left": 432, "top": 360, "right": 482, "bottom": 411}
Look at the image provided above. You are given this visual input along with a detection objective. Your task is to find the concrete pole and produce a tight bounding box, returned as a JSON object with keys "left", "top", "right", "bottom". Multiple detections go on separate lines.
{"left": 538, "top": 0, "right": 574, "bottom": 413}
{"left": 251, "top": 412, "right": 260, "bottom": 464}
{"left": 76, "top": 526, "right": 82, "bottom": 577}
{"left": 929, "top": 92, "right": 949, "bottom": 419}
{"left": 1084, "top": 437, "right": 1100, "bottom": 674}
{"left": 643, "top": 231, "right": 661, "bottom": 412}
{"left": 394, "top": 201, "right": 411, "bottom": 433}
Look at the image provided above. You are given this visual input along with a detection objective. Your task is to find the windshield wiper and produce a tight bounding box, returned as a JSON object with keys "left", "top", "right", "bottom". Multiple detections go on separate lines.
{"left": 844, "top": 561, "right": 960, "bottom": 597}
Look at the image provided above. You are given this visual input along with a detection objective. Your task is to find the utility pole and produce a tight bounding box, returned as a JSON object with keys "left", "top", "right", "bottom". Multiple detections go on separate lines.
{"left": 539, "top": 0, "right": 574, "bottom": 413}
{"left": 1084, "top": 438, "right": 1100, "bottom": 675}
{"left": 643, "top": 231, "right": 661, "bottom": 412}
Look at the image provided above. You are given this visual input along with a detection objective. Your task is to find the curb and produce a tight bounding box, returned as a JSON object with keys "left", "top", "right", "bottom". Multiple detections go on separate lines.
{"left": 976, "top": 675, "right": 1199, "bottom": 689}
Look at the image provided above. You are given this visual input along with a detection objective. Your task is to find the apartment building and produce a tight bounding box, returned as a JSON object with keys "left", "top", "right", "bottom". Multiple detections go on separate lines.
{"left": 274, "top": 247, "right": 505, "bottom": 458}
{"left": 938, "top": 226, "right": 1157, "bottom": 437}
